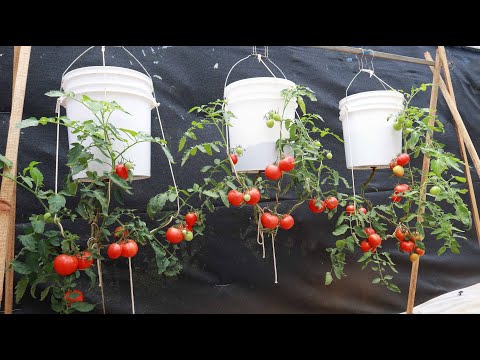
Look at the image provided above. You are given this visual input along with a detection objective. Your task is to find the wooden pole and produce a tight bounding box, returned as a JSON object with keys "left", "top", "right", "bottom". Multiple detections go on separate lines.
{"left": 3, "top": 47, "right": 22, "bottom": 314}
{"left": 406, "top": 49, "right": 442, "bottom": 314}
{"left": 437, "top": 47, "right": 480, "bottom": 244}
{"left": 0, "top": 46, "right": 31, "bottom": 308}
{"left": 424, "top": 52, "right": 480, "bottom": 179}
{"left": 310, "top": 46, "right": 436, "bottom": 66}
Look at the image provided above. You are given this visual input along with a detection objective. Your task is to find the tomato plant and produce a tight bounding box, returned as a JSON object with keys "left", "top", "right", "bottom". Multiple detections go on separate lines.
{"left": 0, "top": 92, "right": 188, "bottom": 313}
{"left": 328, "top": 84, "right": 472, "bottom": 292}
{"left": 147, "top": 85, "right": 348, "bottom": 282}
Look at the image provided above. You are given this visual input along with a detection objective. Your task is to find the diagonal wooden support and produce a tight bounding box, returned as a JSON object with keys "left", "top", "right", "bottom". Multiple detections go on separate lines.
{"left": 424, "top": 52, "right": 480, "bottom": 179}
{"left": 0, "top": 46, "right": 31, "bottom": 310}
{"left": 434, "top": 47, "right": 480, "bottom": 245}
{"left": 406, "top": 48, "right": 442, "bottom": 314}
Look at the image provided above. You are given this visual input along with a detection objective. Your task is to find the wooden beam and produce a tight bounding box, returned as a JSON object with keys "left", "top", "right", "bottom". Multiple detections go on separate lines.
{"left": 438, "top": 46, "right": 480, "bottom": 245}
{"left": 0, "top": 46, "right": 31, "bottom": 308}
{"left": 4, "top": 46, "right": 21, "bottom": 314}
{"left": 424, "top": 52, "right": 480, "bottom": 178}
{"left": 310, "top": 46, "right": 436, "bottom": 66}
{"left": 406, "top": 49, "right": 442, "bottom": 314}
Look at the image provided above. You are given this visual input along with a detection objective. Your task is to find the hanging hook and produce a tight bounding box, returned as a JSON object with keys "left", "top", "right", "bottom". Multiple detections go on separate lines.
{"left": 251, "top": 46, "right": 269, "bottom": 60}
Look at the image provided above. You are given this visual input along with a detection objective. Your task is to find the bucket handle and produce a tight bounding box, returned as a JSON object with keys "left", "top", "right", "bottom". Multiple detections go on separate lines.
{"left": 223, "top": 46, "right": 288, "bottom": 92}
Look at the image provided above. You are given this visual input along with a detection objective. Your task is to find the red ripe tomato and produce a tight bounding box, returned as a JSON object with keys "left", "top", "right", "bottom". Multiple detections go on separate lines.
{"left": 76, "top": 251, "right": 93, "bottom": 270}
{"left": 115, "top": 164, "right": 129, "bottom": 180}
{"left": 308, "top": 199, "right": 326, "bottom": 213}
{"left": 64, "top": 289, "right": 84, "bottom": 307}
{"left": 396, "top": 153, "right": 410, "bottom": 166}
{"left": 346, "top": 204, "right": 355, "bottom": 215}
{"left": 368, "top": 234, "right": 382, "bottom": 247}
{"left": 395, "top": 227, "right": 409, "bottom": 242}
{"left": 107, "top": 243, "right": 122, "bottom": 259}
{"left": 53, "top": 254, "right": 78, "bottom": 276}
{"left": 390, "top": 160, "right": 397, "bottom": 170}
{"left": 114, "top": 226, "right": 129, "bottom": 239}
{"left": 359, "top": 207, "right": 367, "bottom": 215}
{"left": 369, "top": 246, "right": 377, "bottom": 253}
{"left": 394, "top": 184, "right": 410, "bottom": 194}
{"left": 278, "top": 156, "right": 295, "bottom": 172}
{"left": 246, "top": 188, "right": 261, "bottom": 205}
{"left": 400, "top": 241, "right": 415, "bottom": 253}
{"left": 365, "top": 227, "right": 376, "bottom": 236}
{"left": 185, "top": 212, "right": 198, "bottom": 226}
{"left": 121, "top": 240, "right": 139, "bottom": 258}
{"left": 230, "top": 154, "right": 238, "bottom": 165}
{"left": 261, "top": 212, "right": 279, "bottom": 229}
{"left": 411, "top": 232, "right": 422, "bottom": 241}
{"left": 265, "top": 164, "right": 282, "bottom": 180}
{"left": 184, "top": 224, "right": 193, "bottom": 232}
{"left": 391, "top": 194, "right": 402, "bottom": 203}
{"left": 360, "top": 240, "right": 371, "bottom": 253}
{"left": 325, "top": 197, "right": 339, "bottom": 210}
{"left": 227, "top": 190, "right": 244, "bottom": 206}
{"left": 279, "top": 214, "right": 294, "bottom": 230}
{"left": 166, "top": 227, "right": 184, "bottom": 244}
{"left": 415, "top": 247, "right": 425, "bottom": 256}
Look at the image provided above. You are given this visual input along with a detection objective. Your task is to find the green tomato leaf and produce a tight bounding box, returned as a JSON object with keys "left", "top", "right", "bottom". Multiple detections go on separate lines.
{"left": 70, "top": 302, "right": 96, "bottom": 312}
{"left": 178, "top": 137, "right": 187, "bottom": 151}
{"left": 48, "top": 194, "right": 66, "bottom": 214}
{"left": 332, "top": 224, "right": 349, "bottom": 236}
{"left": 0, "top": 153, "right": 13, "bottom": 169}
{"left": 15, "top": 277, "right": 29, "bottom": 303}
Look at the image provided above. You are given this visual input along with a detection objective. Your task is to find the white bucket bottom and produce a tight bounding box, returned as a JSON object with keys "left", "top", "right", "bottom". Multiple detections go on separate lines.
{"left": 339, "top": 90, "right": 405, "bottom": 170}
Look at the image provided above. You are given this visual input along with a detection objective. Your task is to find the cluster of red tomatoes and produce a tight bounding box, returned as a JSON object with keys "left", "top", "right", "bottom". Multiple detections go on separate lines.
{"left": 227, "top": 188, "right": 261, "bottom": 207}
{"left": 165, "top": 212, "right": 197, "bottom": 244}
{"left": 395, "top": 226, "right": 425, "bottom": 262}
{"left": 307, "top": 197, "right": 339, "bottom": 213}
{"left": 264, "top": 156, "right": 295, "bottom": 180}
{"left": 107, "top": 227, "right": 139, "bottom": 259}
{"left": 260, "top": 212, "right": 295, "bottom": 230}
{"left": 360, "top": 227, "right": 382, "bottom": 253}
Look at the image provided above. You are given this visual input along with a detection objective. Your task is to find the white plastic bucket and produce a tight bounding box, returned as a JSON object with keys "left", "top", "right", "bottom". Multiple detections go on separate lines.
{"left": 339, "top": 90, "right": 405, "bottom": 169}
{"left": 61, "top": 66, "right": 157, "bottom": 181}
{"left": 224, "top": 77, "right": 297, "bottom": 172}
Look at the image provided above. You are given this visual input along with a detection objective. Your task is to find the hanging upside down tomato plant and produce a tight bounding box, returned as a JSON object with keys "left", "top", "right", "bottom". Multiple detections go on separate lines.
{"left": 148, "top": 84, "right": 350, "bottom": 282}
{"left": 328, "top": 84, "right": 472, "bottom": 292}
{"left": 0, "top": 91, "right": 188, "bottom": 313}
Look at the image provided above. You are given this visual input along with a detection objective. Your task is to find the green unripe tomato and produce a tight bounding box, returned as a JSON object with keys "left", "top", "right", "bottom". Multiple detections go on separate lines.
{"left": 184, "top": 231, "right": 194, "bottom": 241}
{"left": 429, "top": 186, "right": 441, "bottom": 196}
{"left": 326, "top": 152, "right": 333, "bottom": 160}
{"left": 266, "top": 119, "right": 275, "bottom": 128}
{"left": 243, "top": 194, "right": 251, "bottom": 202}
{"left": 393, "top": 121, "right": 402, "bottom": 131}
{"left": 235, "top": 147, "right": 243, "bottom": 155}
{"left": 271, "top": 113, "right": 281, "bottom": 121}
{"left": 182, "top": 229, "right": 187, "bottom": 234}
{"left": 125, "top": 162, "right": 134, "bottom": 170}
{"left": 314, "top": 141, "right": 321, "bottom": 148}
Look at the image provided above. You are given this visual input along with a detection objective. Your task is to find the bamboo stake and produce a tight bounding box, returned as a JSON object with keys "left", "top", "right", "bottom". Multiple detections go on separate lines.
{"left": 406, "top": 49, "right": 442, "bottom": 314}
{"left": 0, "top": 46, "right": 31, "bottom": 307}
{"left": 437, "top": 47, "right": 480, "bottom": 244}
{"left": 4, "top": 47, "right": 21, "bottom": 314}
{"left": 424, "top": 52, "right": 480, "bottom": 179}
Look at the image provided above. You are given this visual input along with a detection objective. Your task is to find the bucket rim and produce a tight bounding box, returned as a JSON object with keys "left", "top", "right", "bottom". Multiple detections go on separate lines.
{"left": 225, "top": 77, "right": 296, "bottom": 94}
{"left": 339, "top": 90, "right": 404, "bottom": 108}
{"left": 62, "top": 66, "right": 153, "bottom": 88}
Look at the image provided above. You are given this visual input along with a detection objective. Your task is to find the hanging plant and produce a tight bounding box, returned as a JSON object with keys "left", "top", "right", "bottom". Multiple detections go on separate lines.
{"left": 148, "top": 84, "right": 349, "bottom": 282}
{"left": 328, "top": 84, "right": 472, "bottom": 292}
{"left": 0, "top": 92, "right": 186, "bottom": 313}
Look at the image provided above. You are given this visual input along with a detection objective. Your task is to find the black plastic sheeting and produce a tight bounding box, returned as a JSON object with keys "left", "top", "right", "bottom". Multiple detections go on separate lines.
{"left": 0, "top": 46, "right": 479, "bottom": 314}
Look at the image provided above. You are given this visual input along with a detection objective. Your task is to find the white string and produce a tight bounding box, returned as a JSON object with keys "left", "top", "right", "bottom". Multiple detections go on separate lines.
{"left": 128, "top": 257, "right": 136, "bottom": 314}
{"left": 271, "top": 233, "right": 278, "bottom": 284}
{"left": 96, "top": 258, "right": 106, "bottom": 314}
{"left": 256, "top": 213, "right": 265, "bottom": 258}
